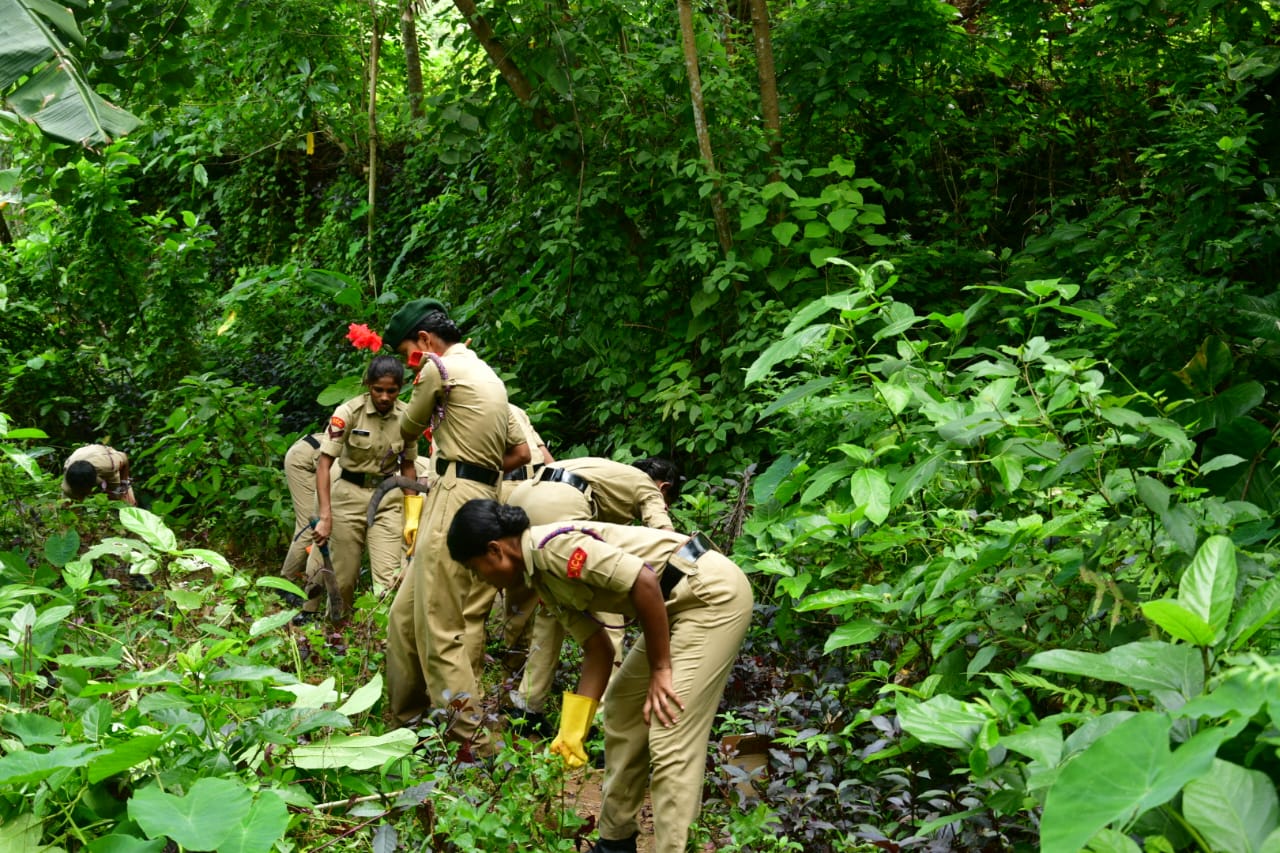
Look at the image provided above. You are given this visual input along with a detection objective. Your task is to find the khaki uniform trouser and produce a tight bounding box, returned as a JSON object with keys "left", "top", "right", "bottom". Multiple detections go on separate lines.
{"left": 599, "top": 552, "right": 752, "bottom": 853}
{"left": 280, "top": 443, "right": 319, "bottom": 582}
{"left": 506, "top": 478, "right": 622, "bottom": 711}
{"left": 386, "top": 471, "right": 496, "bottom": 745}
{"left": 301, "top": 478, "right": 402, "bottom": 613}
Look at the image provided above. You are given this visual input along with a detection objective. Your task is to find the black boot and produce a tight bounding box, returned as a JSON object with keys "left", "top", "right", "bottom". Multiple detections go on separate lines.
{"left": 588, "top": 833, "right": 638, "bottom": 853}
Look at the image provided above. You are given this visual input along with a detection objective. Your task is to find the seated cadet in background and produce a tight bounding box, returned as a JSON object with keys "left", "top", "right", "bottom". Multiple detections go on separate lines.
{"left": 447, "top": 499, "right": 752, "bottom": 853}
{"left": 62, "top": 444, "right": 137, "bottom": 506}
{"left": 504, "top": 456, "right": 683, "bottom": 728}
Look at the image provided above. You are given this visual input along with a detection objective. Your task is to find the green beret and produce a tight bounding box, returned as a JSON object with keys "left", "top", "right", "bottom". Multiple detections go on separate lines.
{"left": 383, "top": 298, "right": 448, "bottom": 347}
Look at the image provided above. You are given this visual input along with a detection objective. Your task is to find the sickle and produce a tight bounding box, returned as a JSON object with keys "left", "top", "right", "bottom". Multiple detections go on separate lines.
{"left": 366, "top": 476, "right": 428, "bottom": 529}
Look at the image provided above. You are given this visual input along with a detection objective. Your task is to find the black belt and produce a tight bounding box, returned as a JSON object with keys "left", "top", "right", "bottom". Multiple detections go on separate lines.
{"left": 303, "top": 434, "right": 320, "bottom": 449}
{"left": 538, "top": 466, "right": 590, "bottom": 494}
{"left": 503, "top": 463, "right": 545, "bottom": 482}
{"left": 660, "top": 533, "right": 714, "bottom": 600}
{"left": 436, "top": 457, "right": 500, "bottom": 487}
{"left": 339, "top": 469, "right": 385, "bottom": 488}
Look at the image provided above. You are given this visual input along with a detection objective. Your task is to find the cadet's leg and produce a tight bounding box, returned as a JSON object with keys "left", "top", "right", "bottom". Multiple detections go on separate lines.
{"left": 516, "top": 608, "right": 567, "bottom": 712}
{"left": 418, "top": 484, "right": 489, "bottom": 747}
{"left": 597, "top": 641, "right": 653, "bottom": 843}
{"left": 386, "top": 565, "right": 428, "bottom": 723}
{"left": 327, "top": 481, "right": 368, "bottom": 613}
{"left": 366, "top": 492, "right": 404, "bottom": 593}
{"left": 280, "top": 448, "right": 316, "bottom": 582}
{"left": 463, "top": 580, "right": 498, "bottom": 680}
{"left": 645, "top": 557, "right": 752, "bottom": 853}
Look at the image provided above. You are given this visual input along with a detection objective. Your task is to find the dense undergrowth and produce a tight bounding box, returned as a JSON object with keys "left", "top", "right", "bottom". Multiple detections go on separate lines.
{"left": 3, "top": 0, "right": 1280, "bottom": 849}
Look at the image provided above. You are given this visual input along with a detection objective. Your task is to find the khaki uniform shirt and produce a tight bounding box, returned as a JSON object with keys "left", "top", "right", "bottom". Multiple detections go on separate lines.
{"left": 521, "top": 522, "right": 698, "bottom": 646}
{"left": 320, "top": 394, "right": 417, "bottom": 474}
{"left": 61, "top": 444, "right": 130, "bottom": 498}
{"left": 401, "top": 342, "right": 520, "bottom": 471}
{"left": 557, "top": 457, "right": 673, "bottom": 528}
{"left": 508, "top": 405, "right": 546, "bottom": 478}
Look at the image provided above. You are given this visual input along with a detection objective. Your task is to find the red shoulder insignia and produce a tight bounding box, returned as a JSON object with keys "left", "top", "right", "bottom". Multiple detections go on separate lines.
{"left": 566, "top": 547, "right": 587, "bottom": 579}
{"left": 327, "top": 416, "right": 346, "bottom": 439}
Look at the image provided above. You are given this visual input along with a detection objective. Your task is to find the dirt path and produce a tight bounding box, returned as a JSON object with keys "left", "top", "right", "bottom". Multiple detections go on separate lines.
{"left": 563, "top": 769, "right": 655, "bottom": 853}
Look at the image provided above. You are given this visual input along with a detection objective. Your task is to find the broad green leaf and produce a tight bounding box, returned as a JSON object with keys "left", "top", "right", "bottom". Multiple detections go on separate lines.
{"left": 211, "top": 789, "right": 291, "bottom": 853}
{"left": 827, "top": 207, "right": 856, "bottom": 232}
{"left": 1047, "top": 303, "right": 1115, "bottom": 328}
{"left": 0, "top": 743, "right": 99, "bottom": 784}
{"left": 771, "top": 221, "right": 799, "bottom": 246}
{"left": 128, "top": 777, "right": 251, "bottom": 850}
{"left": 290, "top": 728, "right": 418, "bottom": 770}
{"left": 1135, "top": 476, "right": 1171, "bottom": 514}
{"left": 7, "top": 62, "right": 140, "bottom": 145}
{"left": 250, "top": 610, "right": 297, "bottom": 637}
{"left": 744, "top": 324, "right": 829, "bottom": 386}
{"left": 86, "top": 834, "right": 167, "bottom": 853}
{"left": 164, "top": 589, "right": 205, "bottom": 611}
{"left": 1175, "top": 336, "right": 1233, "bottom": 395}
{"left": 1228, "top": 576, "right": 1280, "bottom": 650}
{"left": 849, "top": 469, "right": 891, "bottom": 525}
{"left": 279, "top": 676, "right": 339, "bottom": 708}
{"left": 990, "top": 453, "right": 1023, "bottom": 492}
{"left": 937, "top": 411, "right": 1006, "bottom": 446}
{"left": 1041, "top": 714, "right": 1225, "bottom": 853}
{"left": 1084, "top": 829, "right": 1142, "bottom": 853}
{"left": 87, "top": 734, "right": 164, "bottom": 784}
{"left": 1027, "top": 641, "right": 1204, "bottom": 710}
{"left": 1000, "top": 722, "right": 1063, "bottom": 767}
{"left": 0, "top": 813, "right": 47, "bottom": 851}
{"left": 799, "top": 459, "right": 858, "bottom": 504}
{"left": 336, "top": 673, "right": 384, "bottom": 716}
{"left": 318, "top": 376, "right": 363, "bottom": 406}
{"left": 1200, "top": 454, "right": 1246, "bottom": 475}
{"left": 1178, "top": 535, "right": 1237, "bottom": 641}
{"left": 890, "top": 451, "right": 950, "bottom": 505}
{"left": 739, "top": 205, "right": 767, "bottom": 230}
{"left": 898, "top": 695, "right": 988, "bottom": 749}
{"left": 43, "top": 529, "right": 79, "bottom": 568}
{"left": 822, "top": 619, "right": 882, "bottom": 653}
{"left": 1141, "top": 600, "right": 1215, "bottom": 646}
{"left": 119, "top": 507, "right": 177, "bottom": 552}
{"left": 2, "top": 712, "right": 63, "bottom": 746}
{"left": 1182, "top": 759, "right": 1279, "bottom": 853}
{"left": 178, "top": 548, "right": 233, "bottom": 574}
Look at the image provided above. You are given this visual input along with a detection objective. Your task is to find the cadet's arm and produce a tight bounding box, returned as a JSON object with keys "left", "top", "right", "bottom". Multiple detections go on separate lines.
{"left": 631, "top": 567, "right": 683, "bottom": 726}
{"left": 502, "top": 441, "right": 532, "bottom": 473}
{"left": 574, "top": 626, "right": 617, "bottom": 701}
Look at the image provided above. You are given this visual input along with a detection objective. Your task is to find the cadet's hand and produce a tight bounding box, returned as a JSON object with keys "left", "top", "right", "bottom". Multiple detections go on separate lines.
{"left": 643, "top": 666, "right": 683, "bottom": 728}
{"left": 314, "top": 517, "right": 332, "bottom": 546}
{"left": 549, "top": 692, "right": 598, "bottom": 768}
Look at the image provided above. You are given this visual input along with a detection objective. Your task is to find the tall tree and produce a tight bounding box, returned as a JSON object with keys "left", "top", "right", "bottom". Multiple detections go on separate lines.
{"left": 401, "top": 0, "right": 425, "bottom": 118}
{"left": 748, "top": 0, "right": 781, "bottom": 179}
{"left": 677, "top": 0, "right": 733, "bottom": 253}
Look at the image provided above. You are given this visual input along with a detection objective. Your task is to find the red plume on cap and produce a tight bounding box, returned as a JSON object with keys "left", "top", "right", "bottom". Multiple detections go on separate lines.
{"left": 346, "top": 323, "right": 383, "bottom": 351}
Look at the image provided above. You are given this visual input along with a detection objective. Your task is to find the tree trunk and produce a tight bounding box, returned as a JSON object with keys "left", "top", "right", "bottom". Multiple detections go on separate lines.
{"left": 677, "top": 0, "right": 733, "bottom": 254}
{"left": 401, "top": 0, "right": 424, "bottom": 118}
{"left": 748, "top": 0, "right": 781, "bottom": 180}
{"left": 367, "top": 0, "right": 380, "bottom": 295}
{"left": 452, "top": 0, "right": 550, "bottom": 128}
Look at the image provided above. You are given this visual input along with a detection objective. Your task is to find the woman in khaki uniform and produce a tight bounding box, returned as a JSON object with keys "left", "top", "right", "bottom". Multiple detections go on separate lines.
{"left": 299, "top": 356, "right": 418, "bottom": 621}
{"left": 279, "top": 431, "right": 326, "bottom": 587}
{"left": 505, "top": 457, "right": 681, "bottom": 720}
{"left": 61, "top": 444, "right": 136, "bottom": 505}
{"left": 447, "top": 499, "right": 753, "bottom": 853}
{"left": 382, "top": 298, "right": 529, "bottom": 752}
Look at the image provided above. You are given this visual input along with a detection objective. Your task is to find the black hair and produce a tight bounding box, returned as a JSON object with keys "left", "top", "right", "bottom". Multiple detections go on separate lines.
{"left": 632, "top": 457, "right": 685, "bottom": 501}
{"left": 411, "top": 311, "right": 462, "bottom": 345}
{"left": 448, "top": 499, "right": 530, "bottom": 562}
{"left": 365, "top": 354, "right": 405, "bottom": 386}
{"left": 64, "top": 460, "right": 98, "bottom": 495}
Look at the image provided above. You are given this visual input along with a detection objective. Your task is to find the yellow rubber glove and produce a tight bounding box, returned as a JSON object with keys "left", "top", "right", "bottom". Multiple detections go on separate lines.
{"left": 549, "top": 691, "right": 598, "bottom": 768}
{"left": 402, "top": 494, "right": 423, "bottom": 557}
